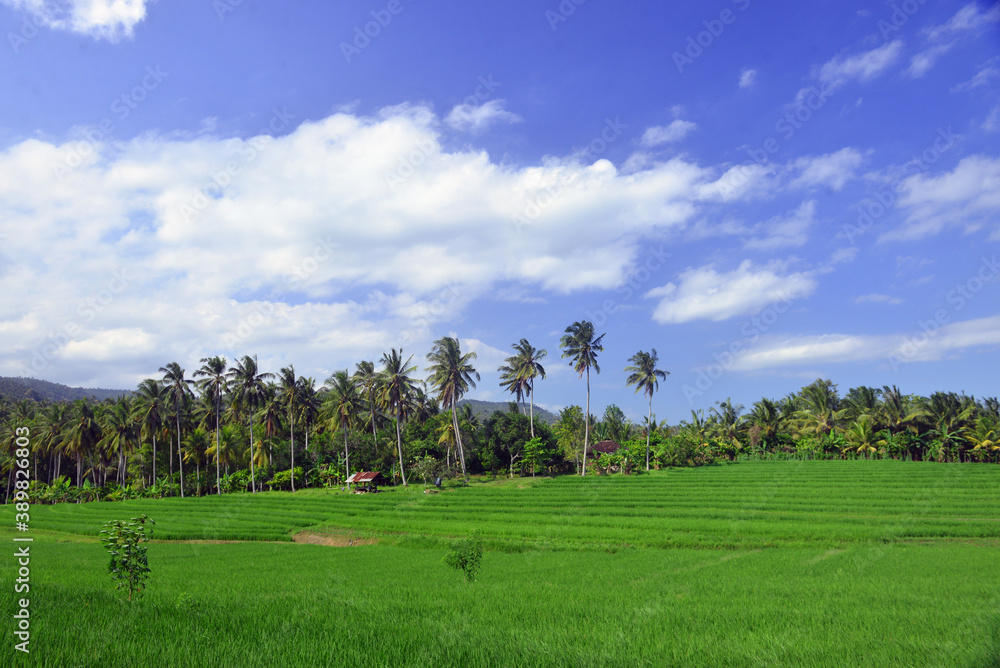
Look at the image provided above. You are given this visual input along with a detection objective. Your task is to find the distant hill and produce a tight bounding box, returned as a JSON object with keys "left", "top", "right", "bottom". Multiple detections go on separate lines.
{"left": 458, "top": 398, "right": 559, "bottom": 426}
{"left": 0, "top": 377, "right": 131, "bottom": 403}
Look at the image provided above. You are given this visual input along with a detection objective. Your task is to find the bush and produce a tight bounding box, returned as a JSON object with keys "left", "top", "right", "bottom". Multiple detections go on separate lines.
{"left": 443, "top": 532, "right": 483, "bottom": 583}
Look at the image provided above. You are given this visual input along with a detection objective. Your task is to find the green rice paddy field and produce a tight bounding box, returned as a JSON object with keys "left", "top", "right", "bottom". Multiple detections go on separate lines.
{"left": 2, "top": 460, "right": 999, "bottom": 667}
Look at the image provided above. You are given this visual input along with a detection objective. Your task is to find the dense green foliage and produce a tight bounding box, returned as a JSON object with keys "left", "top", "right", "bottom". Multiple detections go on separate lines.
{"left": 1, "top": 340, "right": 997, "bottom": 506}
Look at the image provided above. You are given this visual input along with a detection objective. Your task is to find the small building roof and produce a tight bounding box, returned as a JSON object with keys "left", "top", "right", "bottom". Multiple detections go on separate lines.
{"left": 589, "top": 440, "right": 621, "bottom": 456}
{"left": 346, "top": 471, "right": 383, "bottom": 483}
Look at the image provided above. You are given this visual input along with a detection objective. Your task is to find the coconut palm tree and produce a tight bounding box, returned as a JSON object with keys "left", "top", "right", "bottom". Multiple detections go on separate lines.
{"left": 159, "top": 362, "right": 195, "bottom": 498}
{"left": 64, "top": 400, "right": 102, "bottom": 490}
{"left": 499, "top": 339, "right": 547, "bottom": 438}
{"left": 297, "top": 376, "right": 321, "bottom": 475}
{"left": 426, "top": 337, "right": 479, "bottom": 476}
{"left": 845, "top": 414, "right": 883, "bottom": 458}
{"left": 194, "top": 356, "right": 228, "bottom": 495}
{"left": 133, "top": 379, "right": 168, "bottom": 488}
{"left": 183, "top": 428, "right": 210, "bottom": 495}
{"left": 227, "top": 355, "right": 274, "bottom": 493}
{"left": 792, "top": 379, "right": 846, "bottom": 440}
{"left": 379, "top": 348, "right": 418, "bottom": 486}
{"left": 37, "top": 403, "right": 69, "bottom": 484}
{"left": 277, "top": 365, "right": 301, "bottom": 492}
{"left": 625, "top": 349, "right": 669, "bottom": 471}
{"left": 205, "top": 424, "right": 240, "bottom": 478}
{"left": 560, "top": 321, "right": 605, "bottom": 476}
{"left": 353, "top": 361, "right": 382, "bottom": 449}
{"left": 97, "top": 397, "right": 138, "bottom": 487}
{"left": 324, "top": 370, "right": 364, "bottom": 481}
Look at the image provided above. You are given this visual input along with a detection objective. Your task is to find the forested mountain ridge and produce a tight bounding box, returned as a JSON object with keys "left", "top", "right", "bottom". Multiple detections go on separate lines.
{"left": 458, "top": 398, "right": 558, "bottom": 425}
{"left": 0, "top": 376, "right": 131, "bottom": 402}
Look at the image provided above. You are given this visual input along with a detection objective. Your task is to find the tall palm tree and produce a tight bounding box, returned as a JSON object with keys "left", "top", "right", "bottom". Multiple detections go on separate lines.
{"left": 297, "top": 376, "right": 321, "bottom": 475}
{"left": 277, "top": 365, "right": 301, "bottom": 492}
{"left": 325, "top": 370, "right": 364, "bottom": 481}
{"left": 133, "top": 379, "right": 168, "bottom": 488}
{"left": 426, "top": 337, "right": 479, "bottom": 476}
{"left": 499, "top": 339, "right": 548, "bottom": 438}
{"left": 560, "top": 320, "right": 605, "bottom": 476}
{"left": 227, "top": 355, "right": 273, "bottom": 493}
{"left": 160, "top": 362, "right": 195, "bottom": 498}
{"left": 194, "top": 356, "right": 228, "bottom": 495}
{"left": 353, "top": 361, "right": 382, "bottom": 449}
{"left": 206, "top": 424, "right": 240, "bottom": 478}
{"left": 64, "top": 400, "right": 102, "bottom": 489}
{"left": 37, "top": 403, "right": 69, "bottom": 484}
{"left": 379, "top": 348, "right": 418, "bottom": 486}
{"left": 625, "top": 349, "right": 669, "bottom": 470}
{"left": 792, "top": 380, "right": 846, "bottom": 440}
{"left": 97, "top": 397, "right": 138, "bottom": 487}
{"left": 183, "top": 428, "right": 210, "bottom": 495}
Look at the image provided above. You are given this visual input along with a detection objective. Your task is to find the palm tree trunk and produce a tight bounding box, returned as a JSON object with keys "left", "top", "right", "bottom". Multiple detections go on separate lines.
{"left": 176, "top": 409, "right": 185, "bottom": 498}
{"left": 529, "top": 380, "right": 535, "bottom": 439}
{"left": 452, "top": 395, "right": 466, "bottom": 475}
{"left": 343, "top": 426, "right": 350, "bottom": 481}
{"left": 290, "top": 413, "right": 296, "bottom": 493}
{"left": 395, "top": 415, "right": 407, "bottom": 486}
{"left": 215, "top": 395, "right": 221, "bottom": 496}
{"left": 646, "top": 393, "right": 652, "bottom": 471}
{"left": 249, "top": 414, "right": 257, "bottom": 493}
{"left": 582, "top": 367, "right": 590, "bottom": 476}
{"left": 152, "top": 432, "right": 157, "bottom": 489}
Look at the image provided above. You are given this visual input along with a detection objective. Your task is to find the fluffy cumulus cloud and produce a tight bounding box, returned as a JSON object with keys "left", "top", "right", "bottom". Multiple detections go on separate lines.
{"left": 1, "top": 0, "right": 148, "bottom": 40}
{"left": 645, "top": 260, "right": 817, "bottom": 324}
{"left": 0, "top": 104, "right": 758, "bottom": 385}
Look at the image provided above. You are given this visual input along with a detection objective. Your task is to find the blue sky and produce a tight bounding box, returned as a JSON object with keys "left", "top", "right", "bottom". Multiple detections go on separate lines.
{"left": 1, "top": 0, "right": 998, "bottom": 424}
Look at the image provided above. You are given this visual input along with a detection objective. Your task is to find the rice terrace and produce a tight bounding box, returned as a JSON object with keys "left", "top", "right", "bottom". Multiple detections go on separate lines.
{"left": 2, "top": 460, "right": 999, "bottom": 667}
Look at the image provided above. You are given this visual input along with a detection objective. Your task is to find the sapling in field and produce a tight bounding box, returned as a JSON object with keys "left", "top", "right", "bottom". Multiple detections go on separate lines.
{"left": 443, "top": 532, "right": 483, "bottom": 583}
{"left": 100, "top": 514, "right": 154, "bottom": 601}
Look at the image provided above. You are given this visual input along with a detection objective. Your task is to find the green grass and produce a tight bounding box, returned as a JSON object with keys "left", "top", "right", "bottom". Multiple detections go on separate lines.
{"left": 1, "top": 460, "right": 998, "bottom": 666}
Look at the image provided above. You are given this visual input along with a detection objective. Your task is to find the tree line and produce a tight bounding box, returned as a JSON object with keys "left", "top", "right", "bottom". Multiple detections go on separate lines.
{"left": 2, "top": 320, "right": 997, "bottom": 503}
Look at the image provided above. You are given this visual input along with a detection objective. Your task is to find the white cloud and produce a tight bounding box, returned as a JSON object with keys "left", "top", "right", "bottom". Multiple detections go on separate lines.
{"left": 984, "top": 105, "right": 1000, "bottom": 132}
{"left": 818, "top": 40, "right": 904, "bottom": 89}
{"left": 445, "top": 99, "right": 522, "bottom": 133}
{"left": 909, "top": 3, "right": 1000, "bottom": 78}
{"left": 640, "top": 120, "right": 697, "bottom": 147}
{"left": 730, "top": 315, "right": 1000, "bottom": 371}
{"left": 923, "top": 2, "right": 1000, "bottom": 42}
{"left": 0, "top": 104, "right": 752, "bottom": 385}
{"left": 885, "top": 155, "right": 1000, "bottom": 240}
{"left": 745, "top": 200, "right": 816, "bottom": 250}
{"left": 790, "top": 148, "right": 865, "bottom": 191}
{"left": 645, "top": 260, "right": 816, "bottom": 324}
{"left": 952, "top": 65, "right": 1000, "bottom": 92}
{"left": 1, "top": 0, "right": 148, "bottom": 40}
{"left": 907, "top": 43, "right": 954, "bottom": 78}
{"left": 739, "top": 68, "right": 757, "bottom": 89}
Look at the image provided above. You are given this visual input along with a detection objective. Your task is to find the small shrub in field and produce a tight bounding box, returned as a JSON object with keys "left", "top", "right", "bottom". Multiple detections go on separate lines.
{"left": 99, "top": 514, "right": 154, "bottom": 601}
{"left": 443, "top": 533, "right": 483, "bottom": 583}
